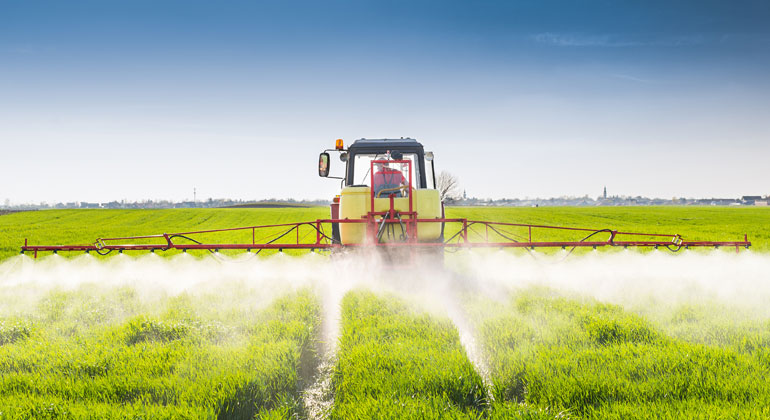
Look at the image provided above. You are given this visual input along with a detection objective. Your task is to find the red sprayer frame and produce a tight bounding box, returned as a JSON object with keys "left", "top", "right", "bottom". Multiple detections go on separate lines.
{"left": 21, "top": 219, "right": 751, "bottom": 258}
{"left": 366, "top": 159, "right": 417, "bottom": 245}
{"left": 19, "top": 159, "right": 752, "bottom": 257}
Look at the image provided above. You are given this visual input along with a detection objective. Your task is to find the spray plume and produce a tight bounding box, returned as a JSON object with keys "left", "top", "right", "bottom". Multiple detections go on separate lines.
{"left": 2, "top": 249, "right": 769, "bottom": 418}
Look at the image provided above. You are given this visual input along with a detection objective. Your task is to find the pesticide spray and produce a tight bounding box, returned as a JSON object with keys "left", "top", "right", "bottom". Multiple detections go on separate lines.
{"left": 2, "top": 249, "right": 770, "bottom": 418}
{"left": 447, "top": 249, "right": 770, "bottom": 317}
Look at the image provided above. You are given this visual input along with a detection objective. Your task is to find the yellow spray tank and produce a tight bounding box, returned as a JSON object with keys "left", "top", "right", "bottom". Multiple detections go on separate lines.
{"left": 339, "top": 186, "right": 442, "bottom": 244}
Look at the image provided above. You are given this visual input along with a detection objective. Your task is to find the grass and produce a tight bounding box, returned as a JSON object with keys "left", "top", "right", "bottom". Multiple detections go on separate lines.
{"left": 0, "top": 284, "right": 321, "bottom": 419}
{"left": 0, "top": 208, "right": 328, "bottom": 261}
{"left": 331, "top": 290, "right": 486, "bottom": 419}
{"left": 1, "top": 206, "right": 767, "bottom": 262}
{"left": 468, "top": 288, "right": 770, "bottom": 419}
{"left": 448, "top": 206, "right": 770, "bottom": 253}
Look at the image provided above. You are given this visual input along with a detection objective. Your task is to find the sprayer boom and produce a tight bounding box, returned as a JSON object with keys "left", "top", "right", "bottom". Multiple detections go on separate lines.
{"left": 20, "top": 218, "right": 751, "bottom": 258}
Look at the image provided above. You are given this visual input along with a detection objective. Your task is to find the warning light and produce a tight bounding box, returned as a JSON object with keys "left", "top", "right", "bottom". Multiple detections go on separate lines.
{"left": 335, "top": 139, "right": 344, "bottom": 150}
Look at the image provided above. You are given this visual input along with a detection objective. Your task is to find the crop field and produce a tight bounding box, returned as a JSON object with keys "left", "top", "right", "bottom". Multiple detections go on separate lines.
{"left": 467, "top": 289, "right": 770, "bottom": 419}
{"left": 1, "top": 206, "right": 768, "bottom": 261}
{"left": 0, "top": 282, "right": 320, "bottom": 419}
{"left": 1, "top": 207, "right": 769, "bottom": 419}
{"left": 332, "top": 291, "right": 486, "bottom": 418}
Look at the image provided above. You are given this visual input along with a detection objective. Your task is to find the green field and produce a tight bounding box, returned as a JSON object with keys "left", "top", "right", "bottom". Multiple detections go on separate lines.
{"left": 0, "top": 285, "right": 320, "bottom": 419}
{"left": 332, "top": 291, "right": 486, "bottom": 418}
{"left": 452, "top": 206, "right": 767, "bottom": 248}
{"left": 0, "top": 208, "right": 329, "bottom": 261}
{"left": 468, "top": 289, "right": 770, "bottom": 419}
{"left": 1, "top": 206, "right": 767, "bottom": 261}
{"left": 1, "top": 207, "right": 769, "bottom": 419}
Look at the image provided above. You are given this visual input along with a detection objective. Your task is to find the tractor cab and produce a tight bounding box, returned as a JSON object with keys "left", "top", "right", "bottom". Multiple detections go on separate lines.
{"left": 319, "top": 138, "right": 436, "bottom": 189}
{"left": 319, "top": 138, "right": 442, "bottom": 245}
{"left": 342, "top": 138, "right": 435, "bottom": 190}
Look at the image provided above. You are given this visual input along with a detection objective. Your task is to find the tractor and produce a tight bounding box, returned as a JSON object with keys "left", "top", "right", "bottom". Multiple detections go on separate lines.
{"left": 318, "top": 138, "right": 443, "bottom": 247}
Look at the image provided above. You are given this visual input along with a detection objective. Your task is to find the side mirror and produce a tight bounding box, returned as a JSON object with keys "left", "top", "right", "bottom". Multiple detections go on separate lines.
{"left": 318, "top": 153, "right": 330, "bottom": 177}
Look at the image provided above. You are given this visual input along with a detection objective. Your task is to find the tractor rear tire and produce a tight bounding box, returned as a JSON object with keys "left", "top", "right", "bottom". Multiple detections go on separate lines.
{"left": 331, "top": 222, "right": 341, "bottom": 244}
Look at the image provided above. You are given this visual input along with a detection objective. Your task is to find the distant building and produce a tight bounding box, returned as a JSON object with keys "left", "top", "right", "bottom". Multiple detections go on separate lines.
{"left": 696, "top": 198, "right": 740, "bottom": 206}
{"left": 741, "top": 196, "right": 763, "bottom": 205}
{"left": 603, "top": 186, "right": 607, "bottom": 199}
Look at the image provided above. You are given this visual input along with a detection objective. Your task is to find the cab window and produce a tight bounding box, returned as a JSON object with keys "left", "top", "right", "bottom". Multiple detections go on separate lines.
{"left": 352, "top": 153, "right": 421, "bottom": 188}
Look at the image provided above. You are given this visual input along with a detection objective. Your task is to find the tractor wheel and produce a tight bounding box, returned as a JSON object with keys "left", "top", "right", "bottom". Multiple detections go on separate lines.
{"left": 331, "top": 222, "right": 341, "bottom": 244}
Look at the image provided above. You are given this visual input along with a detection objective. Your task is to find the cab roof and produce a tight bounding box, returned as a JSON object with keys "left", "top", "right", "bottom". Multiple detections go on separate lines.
{"left": 348, "top": 138, "right": 424, "bottom": 153}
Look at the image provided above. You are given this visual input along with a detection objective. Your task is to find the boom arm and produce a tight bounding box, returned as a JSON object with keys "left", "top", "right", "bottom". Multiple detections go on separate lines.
{"left": 20, "top": 218, "right": 751, "bottom": 258}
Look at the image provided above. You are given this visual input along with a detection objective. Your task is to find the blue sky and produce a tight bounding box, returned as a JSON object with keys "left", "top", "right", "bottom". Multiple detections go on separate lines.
{"left": 1, "top": 0, "right": 769, "bottom": 203}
